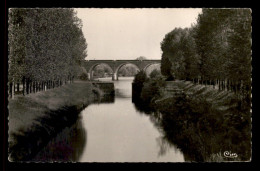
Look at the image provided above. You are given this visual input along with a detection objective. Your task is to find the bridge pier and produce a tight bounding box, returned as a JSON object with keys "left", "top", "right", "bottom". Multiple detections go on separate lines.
{"left": 112, "top": 73, "right": 118, "bottom": 81}
{"left": 87, "top": 73, "right": 91, "bottom": 81}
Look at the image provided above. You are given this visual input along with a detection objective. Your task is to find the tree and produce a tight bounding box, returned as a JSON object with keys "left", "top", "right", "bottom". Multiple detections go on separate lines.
{"left": 132, "top": 70, "right": 148, "bottom": 100}
{"left": 149, "top": 69, "right": 161, "bottom": 79}
{"left": 225, "top": 9, "right": 251, "bottom": 100}
{"left": 141, "top": 75, "right": 165, "bottom": 105}
{"left": 160, "top": 28, "right": 196, "bottom": 80}
{"left": 133, "top": 70, "right": 147, "bottom": 85}
{"left": 194, "top": 9, "right": 251, "bottom": 91}
{"left": 160, "top": 53, "right": 173, "bottom": 79}
{"left": 181, "top": 27, "right": 201, "bottom": 81}
{"left": 8, "top": 9, "right": 29, "bottom": 97}
{"left": 118, "top": 64, "right": 138, "bottom": 76}
{"left": 93, "top": 64, "right": 112, "bottom": 77}
{"left": 8, "top": 8, "right": 87, "bottom": 97}
{"left": 136, "top": 56, "right": 147, "bottom": 60}
{"left": 159, "top": 9, "right": 251, "bottom": 93}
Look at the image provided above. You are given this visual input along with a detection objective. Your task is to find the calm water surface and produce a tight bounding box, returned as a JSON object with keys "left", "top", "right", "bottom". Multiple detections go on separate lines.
{"left": 78, "top": 77, "right": 184, "bottom": 162}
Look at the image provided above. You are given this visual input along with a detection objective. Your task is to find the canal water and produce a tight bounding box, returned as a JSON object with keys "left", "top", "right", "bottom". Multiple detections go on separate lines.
{"left": 79, "top": 77, "right": 184, "bottom": 162}
{"left": 34, "top": 77, "right": 184, "bottom": 162}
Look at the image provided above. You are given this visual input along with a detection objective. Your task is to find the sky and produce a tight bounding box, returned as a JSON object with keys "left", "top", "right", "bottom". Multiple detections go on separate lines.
{"left": 75, "top": 8, "right": 202, "bottom": 60}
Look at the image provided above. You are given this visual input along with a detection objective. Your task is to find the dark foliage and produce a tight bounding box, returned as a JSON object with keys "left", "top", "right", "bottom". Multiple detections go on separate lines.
{"left": 137, "top": 91, "right": 251, "bottom": 161}
{"left": 8, "top": 9, "right": 87, "bottom": 97}
{"left": 149, "top": 69, "right": 161, "bottom": 79}
{"left": 160, "top": 9, "right": 251, "bottom": 101}
{"left": 9, "top": 105, "right": 85, "bottom": 161}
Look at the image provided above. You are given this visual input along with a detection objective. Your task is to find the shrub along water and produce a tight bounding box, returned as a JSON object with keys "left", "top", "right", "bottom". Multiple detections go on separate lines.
{"left": 155, "top": 95, "right": 251, "bottom": 161}
{"left": 132, "top": 70, "right": 165, "bottom": 113}
{"left": 132, "top": 71, "right": 251, "bottom": 161}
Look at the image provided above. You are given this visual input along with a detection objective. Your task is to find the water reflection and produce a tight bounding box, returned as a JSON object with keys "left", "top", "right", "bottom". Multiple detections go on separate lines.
{"left": 31, "top": 77, "right": 249, "bottom": 162}
{"left": 132, "top": 98, "right": 154, "bottom": 114}
{"left": 132, "top": 97, "right": 199, "bottom": 162}
{"left": 132, "top": 100, "right": 184, "bottom": 159}
{"left": 34, "top": 77, "right": 184, "bottom": 162}
{"left": 94, "top": 94, "right": 115, "bottom": 104}
{"left": 131, "top": 87, "right": 192, "bottom": 161}
{"left": 78, "top": 77, "right": 184, "bottom": 162}
{"left": 32, "top": 116, "right": 87, "bottom": 162}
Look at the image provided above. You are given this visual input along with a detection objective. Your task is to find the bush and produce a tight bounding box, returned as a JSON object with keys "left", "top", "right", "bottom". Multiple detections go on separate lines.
{"left": 79, "top": 72, "right": 88, "bottom": 80}
{"left": 133, "top": 70, "right": 147, "bottom": 85}
{"left": 141, "top": 80, "right": 158, "bottom": 104}
{"left": 149, "top": 69, "right": 161, "bottom": 79}
{"left": 132, "top": 70, "right": 148, "bottom": 99}
{"left": 161, "top": 54, "right": 172, "bottom": 79}
{"left": 140, "top": 75, "right": 165, "bottom": 106}
{"left": 156, "top": 93, "right": 251, "bottom": 161}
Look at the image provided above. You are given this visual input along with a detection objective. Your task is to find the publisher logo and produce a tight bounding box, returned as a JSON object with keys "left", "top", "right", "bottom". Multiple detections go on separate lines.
{"left": 223, "top": 151, "right": 238, "bottom": 158}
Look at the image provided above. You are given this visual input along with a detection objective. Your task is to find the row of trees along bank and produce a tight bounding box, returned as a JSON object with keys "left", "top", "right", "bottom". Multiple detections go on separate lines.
{"left": 160, "top": 9, "right": 251, "bottom": 103}
{"left": 8, "top": 9, "right": 87, "bottom": 98}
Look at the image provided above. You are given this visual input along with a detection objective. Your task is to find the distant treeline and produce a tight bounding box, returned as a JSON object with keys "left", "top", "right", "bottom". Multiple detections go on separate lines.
{"left": 8, "top": 9, "right": 87, "bottom": 98}
{"left": 161, "top": 9, "right": 251, "bottom": 100}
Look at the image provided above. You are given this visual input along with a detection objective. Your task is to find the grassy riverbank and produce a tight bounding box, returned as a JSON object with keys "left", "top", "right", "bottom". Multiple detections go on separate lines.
{"left": 157, "top": 81, "right": 251, "bottom": 162}
{"left": 8, "top": 80, "right": 102, "bottom": 161}
{"left": 8, "top": 81, "right": 96, "bottom": 135}
{"left": 172, "top": 80, "right": 240, "bottom": 111}
{"left": 132, "top": 74, "right": 251, "bottom": 162}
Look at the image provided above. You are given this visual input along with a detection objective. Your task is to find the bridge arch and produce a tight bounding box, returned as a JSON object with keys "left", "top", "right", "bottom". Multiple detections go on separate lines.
{"left": 84, "top": 59, "right": 161, "bottom": 81}
{"left": 114, "top": 62, "right": 141, "bottom": 80}
{"left": 88, "top": 63, "right": 114, "bottom": 80}
{"left": 143, "top": 63, "right": 161, "bottom": 75}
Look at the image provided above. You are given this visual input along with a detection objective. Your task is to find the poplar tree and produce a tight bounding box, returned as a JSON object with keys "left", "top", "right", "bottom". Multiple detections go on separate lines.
{"left": 8, "top": 8, "right": 87, "bottom": 97}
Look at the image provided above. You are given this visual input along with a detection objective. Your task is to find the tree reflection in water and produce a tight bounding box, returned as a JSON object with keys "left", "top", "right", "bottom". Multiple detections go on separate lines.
{"left": 133, "top": 92, "right": 251, "bottom": 162}
{"left": 94, "top": 94, "right": 115, "bottom": 104}
{"left": 132, "top": 96, "right": 202, "bottom": 162}
{"left": 132, "top": 97, "right": 175, "bottom": 158}
{"left": 32, "top": 116, "right": 86, "bottom": 162}
{"left": 32, "top": 94, "right": 116, "bottom": 162}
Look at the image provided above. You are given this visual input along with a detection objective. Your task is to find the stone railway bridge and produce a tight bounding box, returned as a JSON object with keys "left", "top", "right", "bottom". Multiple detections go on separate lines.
{"left": 84, "top": 59, "right": 161, "bottom": 80}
